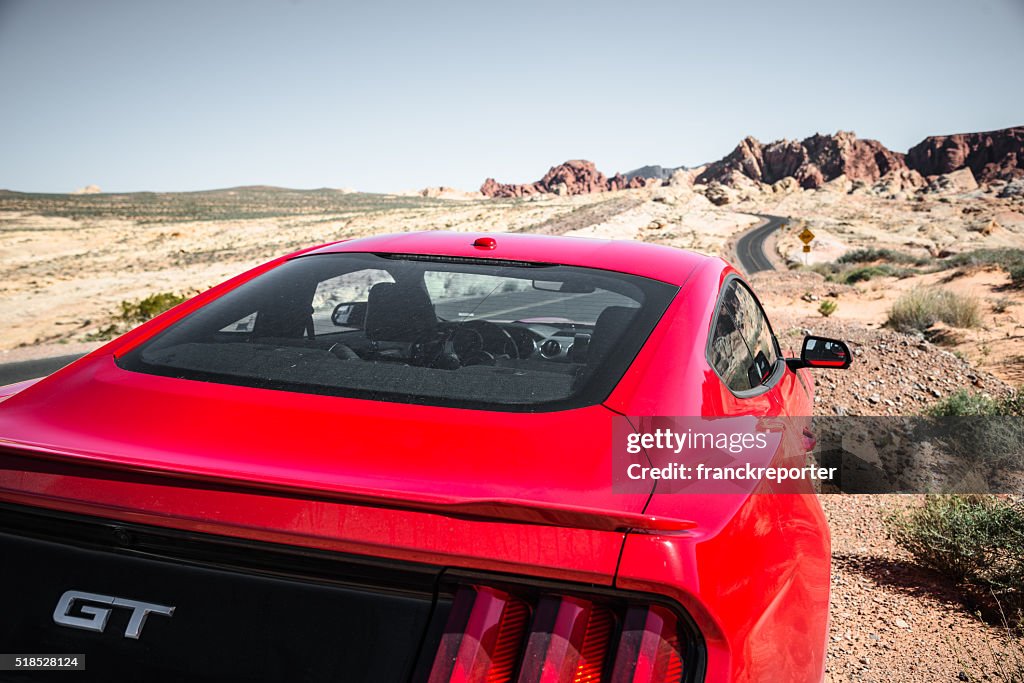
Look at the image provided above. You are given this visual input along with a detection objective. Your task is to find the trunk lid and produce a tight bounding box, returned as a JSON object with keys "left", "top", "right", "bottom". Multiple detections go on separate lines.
{"left": 0, "top": 353, "right": 657, "bottom": 531}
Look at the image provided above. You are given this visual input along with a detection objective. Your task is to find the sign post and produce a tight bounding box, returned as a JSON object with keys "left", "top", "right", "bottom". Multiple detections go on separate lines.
{"left": 798, "top": 227, "right": 815, "bottom": 266}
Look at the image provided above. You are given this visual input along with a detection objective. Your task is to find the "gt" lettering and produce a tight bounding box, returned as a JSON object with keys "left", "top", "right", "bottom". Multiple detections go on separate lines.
{"left": 53, "top": 590, "right": 175, "bottom": 639}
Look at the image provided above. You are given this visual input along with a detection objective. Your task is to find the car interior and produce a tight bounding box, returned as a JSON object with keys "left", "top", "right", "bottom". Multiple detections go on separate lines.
{"left": 125, "top": 253, "right": 678, "bottom": 408}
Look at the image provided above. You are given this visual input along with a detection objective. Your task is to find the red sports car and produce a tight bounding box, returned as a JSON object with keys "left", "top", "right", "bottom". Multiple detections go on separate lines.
{"left": 0, "top": 232, "right": 849, "bottom": 682}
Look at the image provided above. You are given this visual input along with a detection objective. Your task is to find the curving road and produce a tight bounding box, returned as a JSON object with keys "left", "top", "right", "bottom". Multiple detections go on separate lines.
{"left": 0, "top": 354, "right": 86, "bottom": 386}
{"left": 735, "top": 214, "right": 787, "bottom": 274}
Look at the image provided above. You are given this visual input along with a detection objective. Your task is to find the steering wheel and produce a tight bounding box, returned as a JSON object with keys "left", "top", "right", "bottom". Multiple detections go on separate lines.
{"left": 410, "top": 321, "right": 519, "bottom": 368}
{"left": 409, "top": 328, "right": 451, "bottom": 368}
{"left": 459, "top": 320, "right": 519, "bottom": 360}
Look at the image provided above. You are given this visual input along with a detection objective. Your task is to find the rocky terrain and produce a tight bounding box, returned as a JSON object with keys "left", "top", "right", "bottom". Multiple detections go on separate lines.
{"left": 763, "top": 290, "right": 1023, "bottom": 682}
{"left": 908, "top": 127, "right": 1024, "bottom": 182}
{"left": 478, "top": 125, "right": 1022, "bottom": 201}
{"left": 480, "top": 159, "right": 653, "bottom": 197}
{"left": 695, "top": 126, "right": 1022, "bottom": 191}
{"left": 697, "top": 131, "right": 905, "bottom": 189}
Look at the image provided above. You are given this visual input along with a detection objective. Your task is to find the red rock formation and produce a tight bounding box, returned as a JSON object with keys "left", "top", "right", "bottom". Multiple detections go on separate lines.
{"left": 906, "top": 127, "right": 1023, "bottom": 182}
{"left": 480, "top": 177, "right": 542, "bottom": 198}
{"left": 480, "top": 160, "right": 651, "bottom": 198}
{"left": 540, "top": 160, "right": 609, "bottom": 195}
{"left": 481, "top": 126, "right": 1023, "bottom": 199}
{"left": 803, "top": 132, "right": 904, "bottom": 183}
{"left": 697, "top": 131, "right": 906, "bottom": 189}
{"left": 608, "top": 173, "right": 650, "bottom": 191}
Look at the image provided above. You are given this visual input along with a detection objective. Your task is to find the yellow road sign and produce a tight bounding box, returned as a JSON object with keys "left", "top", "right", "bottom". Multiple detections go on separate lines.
{"left": 798, "top": 227, "right": 815, "bottom": 244}
{"left": 802, "top": 245, "right": 811, "bottom": 253}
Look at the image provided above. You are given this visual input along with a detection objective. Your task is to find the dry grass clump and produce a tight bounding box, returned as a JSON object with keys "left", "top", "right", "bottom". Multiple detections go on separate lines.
{"left": 887, "top": 287, "right": 982, "bottom": 332}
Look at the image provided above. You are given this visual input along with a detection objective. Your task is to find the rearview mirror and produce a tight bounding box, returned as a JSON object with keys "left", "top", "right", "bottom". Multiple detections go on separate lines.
{"left": 331, "top": 302, "right": 367, "bottom": 328}
{"left": 787, "top": 335, "right": 852, "bottom": 370}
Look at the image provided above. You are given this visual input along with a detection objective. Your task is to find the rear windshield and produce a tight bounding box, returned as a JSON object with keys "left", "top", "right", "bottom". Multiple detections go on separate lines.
{"left": 118, "top": 252, "right": 678, "bottom": 411}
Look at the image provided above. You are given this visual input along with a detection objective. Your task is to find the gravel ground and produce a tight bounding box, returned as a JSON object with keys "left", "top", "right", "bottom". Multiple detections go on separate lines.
{"left": 774, "top": 316, "right": 1016, "bottom": 415}
{"left": 822, "top": 494, "right": 1021, "bottom": 682}
{"left": 775, "top": 313, "right": 1024, "bottom": 681}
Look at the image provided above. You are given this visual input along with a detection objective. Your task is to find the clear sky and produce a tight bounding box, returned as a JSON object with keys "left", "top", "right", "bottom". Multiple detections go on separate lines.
{"left": 1, "top": 0, "right": 1022, "bottom": 194}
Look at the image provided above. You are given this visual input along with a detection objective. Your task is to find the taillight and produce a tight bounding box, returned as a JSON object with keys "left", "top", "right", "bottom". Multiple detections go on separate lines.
{"left": 609, "top": 606, "right": 684, "bottom": 683}
{"left": 428, "top": 585, "right": 697, "bottom": 683}
{"left": 516, "top": 596, "right": 612, "bottom": 683}
{"left": 429, "top": 586, "right": 531, "bottom": 683}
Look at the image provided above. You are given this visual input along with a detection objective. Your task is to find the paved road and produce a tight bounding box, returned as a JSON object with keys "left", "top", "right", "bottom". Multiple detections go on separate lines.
{"left": 0, "top": 354, "right": 85, "bottom": 386}
{"left": 735, "top": 214, "right": 787, "bottom": 274}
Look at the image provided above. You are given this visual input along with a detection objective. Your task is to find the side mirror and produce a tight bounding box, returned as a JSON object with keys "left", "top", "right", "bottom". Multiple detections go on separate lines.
{"left": 331, "top": 301, "right": 368, "bottom": 328}
{"left": 787, "top": 335, "right": 852, "bottom": 370}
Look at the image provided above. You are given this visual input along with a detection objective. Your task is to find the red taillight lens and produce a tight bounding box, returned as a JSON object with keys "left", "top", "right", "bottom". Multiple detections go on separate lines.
{"left": 429, "top": 587, "right": 691, "bottom": 683}
{"left": 575, "top": 606, "right": 614, "bottom": 682}
{"left": 429, "top": 586, "right": 531, "bottom": 683}
{"left": 609, "top": 606, "right": 684, "bottom": 683}
{"left": 515, "top": 596, "right": 612, "bottom": 683}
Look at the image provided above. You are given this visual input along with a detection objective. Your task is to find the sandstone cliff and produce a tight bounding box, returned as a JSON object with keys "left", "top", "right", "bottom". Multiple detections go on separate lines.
{"left": 480, "top": 160, "right": 650, "bottom": 198}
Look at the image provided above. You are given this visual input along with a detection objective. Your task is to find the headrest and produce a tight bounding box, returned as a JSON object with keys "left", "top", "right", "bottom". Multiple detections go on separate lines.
{"left": 364, "top": 282, "right": 437, "bottom": 342}
{"left": 587, "top": 305, "right": 638, "bottom": 366}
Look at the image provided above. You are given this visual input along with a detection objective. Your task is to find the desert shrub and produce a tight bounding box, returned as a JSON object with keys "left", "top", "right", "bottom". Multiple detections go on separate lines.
{"left": 119, "top": 291, "right": 189, "bottom": 323}
{"left": 838, "top": 248, "right": 928, "bottom": 265}
{"left": 807, "top": 262, "right": 839, "bottom": 277}
{"left": 83, "top": 324, "right": 122, "bottom": 342}
{"left": 838, "top": 264, "right": 898, "bottom": 283}
{"left": 85, "top": 291, "right": 191, "bottom": 342}
{"left": 927, "top": 389, "right": 1024, "bottom": 418}
{"left": 887, "top": 288, "right": 939, "bottom": 332}
{"left": 928, "top": 389, "right": 1000, "bottom": 417}
{"left": 1001, "top": 391, "right": 1024, "bottom": 417}
{"left": 940, "top": 291, "right": 983, "bottom": 328}
{"left": 843, "top": 265, "right": 887, "bottom": 283}
{"left": 887, "top": 287, "right": 982, "bottom": 332}
{"left": 923, "top": 389, "right": 1024, "bottom": 477}
{"left": 818, "top": 300, "right": 837, "bottom": 317}
{"left": 993, "top": 297, "right": 1016, "bottom": 313}
{"left": 806, "top": 262, "right": 913, "bottom": 283}
{"left": 942, "top": 248, "right": 1024, "bottom": 289}
{"left": 1011, "top": 264, "right": 1024, "bottom": 288}
{"left": 943, "top": 248, "right": 1024, "bottom": 272}
{"left": 888, "top": 495, "right": 1024, "bottom": 620}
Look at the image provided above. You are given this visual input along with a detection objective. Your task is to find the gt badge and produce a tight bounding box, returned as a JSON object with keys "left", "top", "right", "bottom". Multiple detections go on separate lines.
{"left": 53, "top": 590, "right": 175, "bottom": 639}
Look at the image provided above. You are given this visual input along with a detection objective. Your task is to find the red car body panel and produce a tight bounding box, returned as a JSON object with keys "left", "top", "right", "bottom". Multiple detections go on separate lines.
{"left": 0, "top": 232, "right": 830, "bottom": 682}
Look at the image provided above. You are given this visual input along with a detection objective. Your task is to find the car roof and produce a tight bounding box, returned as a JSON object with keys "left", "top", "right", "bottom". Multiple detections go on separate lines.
{"left": 306, "top": 231, "right": 715, "bottom": 286}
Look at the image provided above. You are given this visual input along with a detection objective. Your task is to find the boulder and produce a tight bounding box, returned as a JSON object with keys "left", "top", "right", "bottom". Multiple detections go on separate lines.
{"left": 924, "top": 167, "right": 980, "bottom": 195}
{"left": 998, "top": 178, "right": 1024, "bottom": 198}
{"left": 871, "top": 169, "right": 927, "bottom": 196}
{"left": 703, "top": 182, "right": 733, "bottom": 206}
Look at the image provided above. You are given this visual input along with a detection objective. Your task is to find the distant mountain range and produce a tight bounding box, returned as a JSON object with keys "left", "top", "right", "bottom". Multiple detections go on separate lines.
{"left": 4, "top": 126, "right": 1020, "bottom": 200}
{"left": 481, "top": 125, "right": 1023, "bottom": 197}
{"left": 623, "top": 165, "right": 689, "bottom": 182}
{"left": 695, "top": 126, "right": 1022, "bottom": 189}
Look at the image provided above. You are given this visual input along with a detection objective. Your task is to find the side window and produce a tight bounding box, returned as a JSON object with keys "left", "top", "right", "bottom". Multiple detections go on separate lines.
{"left": 312, "top": 268, "right": 394, "bottom": 334}
{"left": 709, "top": 279, "right": 779, "bottom": 393}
